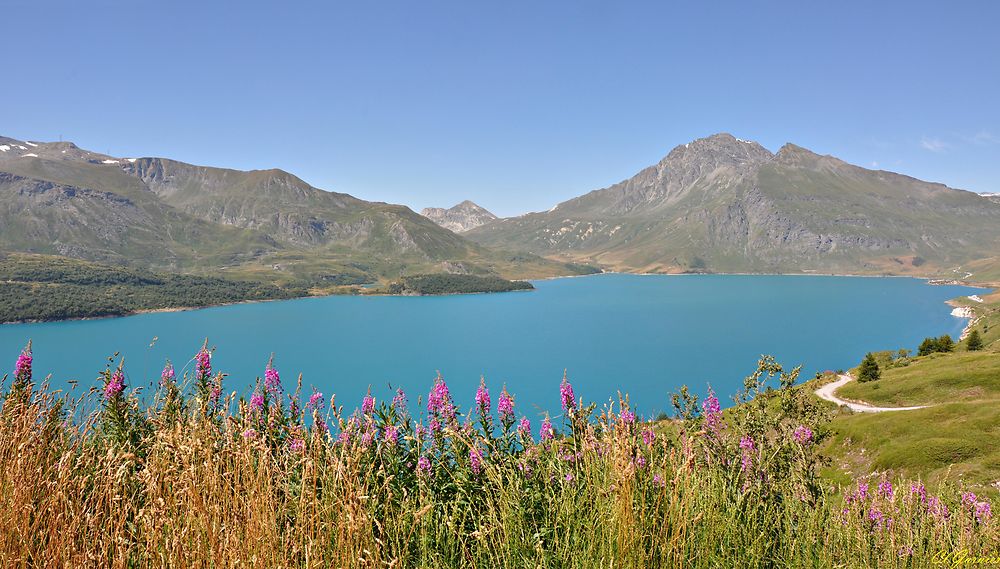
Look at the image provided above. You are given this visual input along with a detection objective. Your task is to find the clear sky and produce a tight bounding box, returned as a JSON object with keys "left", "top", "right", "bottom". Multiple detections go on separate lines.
{"left": 3, "top": 0, "right": 998, "bottom": 216}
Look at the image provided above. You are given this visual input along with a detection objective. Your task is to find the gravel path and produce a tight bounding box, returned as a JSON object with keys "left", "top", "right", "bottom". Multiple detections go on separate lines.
{"left": 814, "top": 374, "right": 930, "bottom": 413}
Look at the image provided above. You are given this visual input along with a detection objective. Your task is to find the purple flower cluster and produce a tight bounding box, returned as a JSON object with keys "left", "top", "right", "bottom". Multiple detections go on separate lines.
{"left": 498, "top": 387, "right": 514, "bottom": 420}
{"left": 307, "top": 390, "right": 325, "bottom": 411}
{"left": 195, "top": 348, "right": 211, "bottom": 380}
{"left": 540, "top": 416, "right": 554, "bottom": 442}
{"left": 104, "top": 370, "right": 125, "bottom": 400}
{"left": 620, "top": 409, "right": 636, "bottom": 426}
{"left": 427, "top": 377, "right": 455, "bottom": 423}
{"left": 739, "top": 436, "right": 755, "bottom": 472}
{"left": 877, "top": 479, "right": 894, "bottom": 500}
{"left": 702, "top": 388, "right": 723, "bottom": 437}
{"left": 475, "top": 378, "right": 491, "bottom": 415}
{"left": 160, "top": 362, "right": 175, "bottom": 387}
{"left": 264, "top": 363, "right": 281, "bottom": 395}
{"left": 792, "top": 425, "right": 813, "bottom": 445}
{"left": 384, "top": 425, "right": 399, "bottom": 446}
{"left": 642, "top": 429, "right": 656, "bottom": 447}
{"left": 963, "top": 492, "right": 993, "bottom": 524}
{"left": 392, "top": 388, "right": 407, "bottom": 415}
{"left": 518, "top": 417, "right": 531, "bottom": 439}
{"left": 560, "top": 376, "right": 575, "bottom": 412}
{"left": 242, "top": 428, "right": 258, "bottom": 439}
{"left": 249, "top": 390, "right": 264, "bottom": 412}
{"left": 927, "top": 496, "right": 949, "bottom": 520}
{"left": 417, "top": 455, "right": 432, "bottom": 477}
{"left": 910, "top": 482, "right": 927, "bottom": 504}
{"left": 14, "top": 345, "right": 31, "bottom": 383}
{"left": 469, "top": 448, "right": 483, "bottom": 475}
{"left": 361, "top": 392, "right": 375, "bottom": 415}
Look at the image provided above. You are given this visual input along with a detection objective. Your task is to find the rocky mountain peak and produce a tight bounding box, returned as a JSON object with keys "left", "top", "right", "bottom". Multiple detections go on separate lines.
{"left": 421, "top": 201, "right": 498, "bottom": 233}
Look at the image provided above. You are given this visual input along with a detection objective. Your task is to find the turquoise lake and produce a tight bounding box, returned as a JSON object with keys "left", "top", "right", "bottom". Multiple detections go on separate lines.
{"left": 0, "top": 274, "right": 983, "bottom": 418}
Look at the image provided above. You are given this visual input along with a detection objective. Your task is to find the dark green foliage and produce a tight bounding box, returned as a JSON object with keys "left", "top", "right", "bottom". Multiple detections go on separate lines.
{"left": 918, "top": 334, "right": 957, "bottom": 357}
{"left": 387, "top": 274, "right": 534, "bottom": 295}
{"left": 917, "top": 334, "right": 955, "bottom": 356}
{"left": 966, "top": 329, "right": 984, "bottom": 351}
{"left": 0, "top": 255, "right": 308, "bottom": 323}
{"left": 857, "top": 352, "right": 881, "bottom": 383}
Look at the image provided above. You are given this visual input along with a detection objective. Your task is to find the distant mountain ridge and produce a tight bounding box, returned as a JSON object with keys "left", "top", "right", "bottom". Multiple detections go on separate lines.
{"left": 421, "top": 200, "right": 498, "bottom": 233}
{"left": 466, "top": 133, "right": 1000, "bottom": 277}
{"left": 0, "top": 135, "right": 590, "bottom": 284}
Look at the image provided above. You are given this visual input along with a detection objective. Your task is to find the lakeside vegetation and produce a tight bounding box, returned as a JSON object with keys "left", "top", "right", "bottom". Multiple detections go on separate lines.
{"left": 0, "top": 254, "right": 309, "bottom": 323}
{"left": 820, "top": 304, "right": 1000, "bottom": 495}
{"left": 0, "top": 343, "right": 995, "bottom": 567}
{"left": 385, "top": 273, "right": 535, "bottom": 295}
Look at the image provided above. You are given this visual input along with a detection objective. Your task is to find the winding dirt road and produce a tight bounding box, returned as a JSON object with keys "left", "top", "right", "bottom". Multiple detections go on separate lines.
{"left": 814, "top": 374, "right": 930, "bottom": 413}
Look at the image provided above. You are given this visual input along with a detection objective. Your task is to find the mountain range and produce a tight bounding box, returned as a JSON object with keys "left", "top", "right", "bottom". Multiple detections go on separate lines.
{"left": 0, "top": 135, "right": 590, "bottom": 286}
{"left": 2, "top": 132, "right": 999, "bottom": 289}
{"left": 465, "top": 133, "right": 1000, "bottom": 277}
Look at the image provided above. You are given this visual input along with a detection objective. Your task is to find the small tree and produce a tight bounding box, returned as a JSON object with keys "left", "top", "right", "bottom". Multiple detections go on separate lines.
{"left": 918, "top": 337, "right": 937, "bottom": 357}
{"left": 937, "top": 334, "right": 955, "bottom": 353}
{"left": 857, "top": 352, "right": 881, "bottom": 383}
{"left": 967, "top": 329, "right": 984, "bottom": 351}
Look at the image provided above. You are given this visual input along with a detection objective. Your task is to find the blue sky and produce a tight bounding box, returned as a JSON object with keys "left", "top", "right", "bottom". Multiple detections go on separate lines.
{"left": 3, "top": 0, "right": 998, "bottom": 216}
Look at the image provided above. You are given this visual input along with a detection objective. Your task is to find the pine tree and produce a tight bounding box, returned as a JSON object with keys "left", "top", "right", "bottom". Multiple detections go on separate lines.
{"left": 967, "top": 329, "right": 984, "bottom": 351}
{"left": 857, "top": 352, "right": 881, "bottom": 383}
{"left": 917, "top": 337, "right": 937, "bottom": 357}
{"left": 937, "top": 334, "right": 955, "bottom": 353}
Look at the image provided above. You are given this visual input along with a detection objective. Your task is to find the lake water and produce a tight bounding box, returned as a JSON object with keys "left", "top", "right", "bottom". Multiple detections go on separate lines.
{"left": 0, "top": 274, "right": 982, "bottom": 418}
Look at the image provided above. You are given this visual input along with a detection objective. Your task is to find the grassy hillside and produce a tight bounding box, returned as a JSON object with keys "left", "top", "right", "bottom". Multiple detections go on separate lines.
{"left": 818, "top": 292, "right": 1000, "bottom": 495}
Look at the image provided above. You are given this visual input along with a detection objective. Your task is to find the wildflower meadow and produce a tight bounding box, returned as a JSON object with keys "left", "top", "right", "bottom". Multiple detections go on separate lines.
{"left": 0, "top": 341, "right": 995, "bottom": 567}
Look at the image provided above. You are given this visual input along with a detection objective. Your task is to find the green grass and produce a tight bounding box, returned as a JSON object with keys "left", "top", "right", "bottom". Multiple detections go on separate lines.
{"left": 823, "top": 401, "right": 1000, "bottom": 493}
{"left": 837, "top": 351, "right": 1000, "bottom": 406}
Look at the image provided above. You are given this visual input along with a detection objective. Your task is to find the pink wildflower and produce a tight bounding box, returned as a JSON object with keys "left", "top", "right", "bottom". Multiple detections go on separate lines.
{"left": 793, "top": 425, "right": 813, "bottom": 445}
{"left": 559, "top": 374, "right": 575, "bottom": 412}
{"left": 104, "top": 370, "right": 125, "bottom": 400}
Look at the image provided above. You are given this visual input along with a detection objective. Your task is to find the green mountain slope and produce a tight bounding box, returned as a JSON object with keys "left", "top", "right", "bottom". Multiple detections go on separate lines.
{"left": 466, "top": 133, "right": 1000, "bottom": 277}
{"left": 0, "top": 135, "right": 591, "bottom": 285}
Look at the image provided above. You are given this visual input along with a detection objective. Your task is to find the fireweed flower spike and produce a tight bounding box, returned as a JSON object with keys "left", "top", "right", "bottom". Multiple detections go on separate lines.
{"left": 160, "top": 361, "right": 175, "bottom": 387}
{"left": 195, "top": 346, "right": 212, "bottom": 380}
{"left": 560, "top": 372, "right": 575, "bottom": 413}
{"left": 249, "top": 389, "right": 264, "bottom": 413}
{"left": 264, "top": 357, "right": 281, "bottom": 395}
{"left": 14, "top": 341, "right": 32, "bottom": 384}
{"left": 417, "top": 455, "right": 432, "bottom": 477}
{"left": 877, "top": 479, "right": 894, "bottom": 500}
{"left": 392, "top": 388, "right": 407, "bottom": 415}
{"left": 104, "top": 369, "right": 125, "bottom": 400}
{"left": 307, "top": 389, "right": 325, "bottom": 411}
{"left": 475, "top": 377, "right": 491, "bottom": 416}
{"left": 518, "top": 417, "right": 532, "bottom": 439}
{"left": 702, "top": 388, "right": 723, "bottom": 437}
{"left": 361, "top": 390, "right": 375, "bottom": 415}
{"left": 793, "top": 425, "right": 813, "bottom": 445}
{"left": 540, "top": 415, "right": 554, "bottom": 442}
{"left": 739, "top": 436, "right": 755, "bottom": 472}
{"left": 498, "top": 385, "right": 514, "bottom": 421}
{"left": 469, "top": 447, "right": 483, "bottom": 475}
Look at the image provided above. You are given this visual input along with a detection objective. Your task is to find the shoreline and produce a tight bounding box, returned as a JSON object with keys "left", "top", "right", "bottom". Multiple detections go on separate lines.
{"left": 4, "top": 270, "right": 994, "bottom": 327}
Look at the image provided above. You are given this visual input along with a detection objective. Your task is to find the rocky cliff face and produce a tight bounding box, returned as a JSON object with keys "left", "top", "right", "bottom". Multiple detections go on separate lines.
{"left": 466, "top": 133, "right": 1000, "bottom": 275}
{"left": 421, "top": 200, "right": 498, "bottom": 233}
